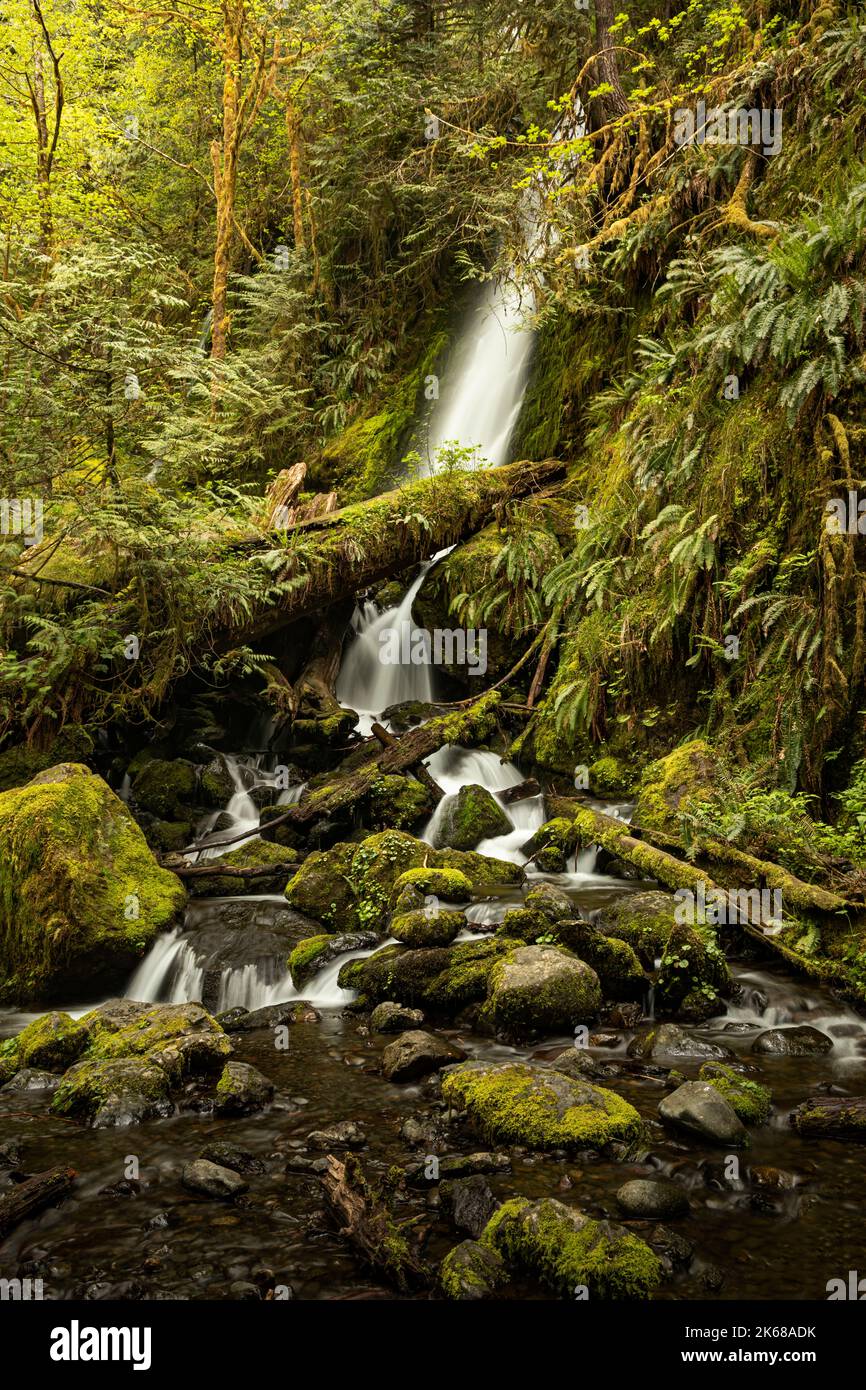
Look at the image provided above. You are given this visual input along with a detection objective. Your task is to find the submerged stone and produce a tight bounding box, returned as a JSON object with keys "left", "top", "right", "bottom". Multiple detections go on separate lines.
{"left": 658, "top": 1080, "right": 747, "bottom": 1147}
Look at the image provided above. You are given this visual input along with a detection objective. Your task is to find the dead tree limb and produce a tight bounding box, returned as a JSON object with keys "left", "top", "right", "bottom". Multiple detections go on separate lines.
{"left": 319, "top": 1153, "right": 430, "bottom": 1293}
{"left": 0, "top": 1165, "right": 76, "bottom": 1242}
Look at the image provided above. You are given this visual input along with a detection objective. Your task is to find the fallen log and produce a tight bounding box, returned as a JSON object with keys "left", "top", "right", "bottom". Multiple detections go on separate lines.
{"left": 371, "top": 721, "right": 444, "bottom": 802}
{"left": 166, "top": 861, "right": 298, "bottom": 880}
{"left": 0, "top": 1165, "right": 76, "bottom": 1242}
{"left": 790, "top": 1096, "right": 866, "bottom": 1142}
{"left": 319, "top": 1153, "right": 430, "bottom": 1293}
{"left": 501, "top": 777, "right": 541, "bottom": 805}
{"left": 180, "top": 691, "right": 501, "bottom": 853}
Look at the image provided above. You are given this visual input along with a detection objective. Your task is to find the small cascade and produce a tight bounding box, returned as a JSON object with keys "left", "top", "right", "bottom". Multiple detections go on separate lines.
{"left": 420, "top": 746, "right": 545, "bottom": 866}
{"left": 192, "top": 753, "right": 305, "bottom": 860}
{"left": 336, "top": 558, "right": 441, "bottom": 737}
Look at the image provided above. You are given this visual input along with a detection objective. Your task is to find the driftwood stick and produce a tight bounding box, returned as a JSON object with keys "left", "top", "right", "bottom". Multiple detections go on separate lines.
{"left": 0, "top": 1165, "right": 76, "bottom": 1242}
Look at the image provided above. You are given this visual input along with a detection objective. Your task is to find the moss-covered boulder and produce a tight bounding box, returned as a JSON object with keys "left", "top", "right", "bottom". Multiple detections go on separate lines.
{"left": 441, "top": 1060, "right": 644, "bottom": 1152}
{"left": 391, "top": 866, "right": 473, "bottom": 905}
{"left": 390, "top": 908, "right": 465, "bottom": 947}
{"left": 440, "top": 1240, "right": 506, "bottom": 1300}
{"left": 521, "top": 817, "right": 577, "bottom": 873}
{"left": 284, "top": 840, "right": 357, "bottom": 929}
{"left": 213, "top": 1060, "right": 275, "bottom": 1116}
{"left": 524, "top": 882, "right": 576, "bottom": 922}
{"left": 544, "top": 923, "right": 647, "bottom": 1003}
{"left": 632, "top": 741, "right": 717, "bottom": 837}
{"left": 144, "top": 818, "right": 194, "bottom": 854}
{"left": 198, "top": 757, "right": 235, "bottom": 808}
{"left": 431, "top": 847, "right": 524, "bottom": 891}
{"left": 51, "top": 1056, "right": 173, "bottom": 1128}
{"left": 187, "top": 838, "right": 299, "bottom": 897}
{"left": 481, "top": 1197, "right": 661, "bottom": 1299}
{"left": 598, "top": 891, "right": 678, "bottom": 964}
{"left": 365, "top": 774, "right": 433, "bottom": 830}
{"left": 433, "top": 784, "right": 512, "bottom": 851}
{"left": 16, "top": 1011, "right": 90, "bottom": 1071}
{"left": 656, "top": 921, "right": 731, "bottom": 1021}
{"left": 698, "top": 1062, "right": 772, "bottom": 1124}
{"left": 0, "top": 764, "right": 186, "bottom": 1003}
{"left": 131, "top": 758, "right": 198, "bottom": 818}
{"left": 482, "top": 945, "right": 602, "bottom": 1039}
{"left": 288, "top": 930, "right": 378, "bottom": 989}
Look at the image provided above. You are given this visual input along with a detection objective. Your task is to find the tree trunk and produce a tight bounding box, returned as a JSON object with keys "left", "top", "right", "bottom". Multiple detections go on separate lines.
{"left": 290, "top": 598, "right": 353, "bottom": 719}
{"left": 791, "top": 1096, "right": 866, "bottom": 1141}
{"left": 210, "top": 1, "right": 243, "bottom": 361}
{"left": 590, "top": 0, "right": 629, "bottom": 127}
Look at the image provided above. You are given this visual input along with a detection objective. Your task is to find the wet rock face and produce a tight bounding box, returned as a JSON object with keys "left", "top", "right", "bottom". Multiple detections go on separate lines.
{"left": 658, "top": 1080, "right": 748, "bottom": 1147}
{"left": 441, "top": 1060, "right": 643, "bottom": 1152}
{"left": 381, "top": 1030, "right": 467, "bottom": 1083}
{"left": 751, "top": 1025, "right": 833, "bottom": 1056}
{"left": 369, "top": 1002, "right": 425, "bottom": 1033}
{"left": 181, "top": 1159, "right": 249, "bottom": 1199}
{"left": 628, "top": 1023, "right": 734, "bottom": 1062}
{"left": 440, "top": 1175, "right": 499, "bottom": 1238}
{"left": 432, "top": 783, "right": 512, "bottom": 851}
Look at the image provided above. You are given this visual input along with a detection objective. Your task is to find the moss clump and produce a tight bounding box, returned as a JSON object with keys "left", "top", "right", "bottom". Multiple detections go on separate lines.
{"left": 340, "top": 936, "right": 520, "bottom": 1013}
{"left": 365, "top": 774, "right": 432, "bottom": 830}
{"left": 288, "top": 934, "right": 333, "bottom": 989}
{"left": 15, "top": 1010, "right": 89, "bottom": 1071}
{"left": 0, "top": 764, "right": 186, "bottom": 1004}
{"left": 85, "top": 1001, "right": 231, "bottom": 1078}
{"left": 131, "top": 758, "right": 198, "bottom": 818}
{"left": 390, "top": 908, "right": 465, "bottom": 947}
{"left": 548, "top": 923, "right": 647, "bottom": 1001}
{"left": 441, "top": 1060, "right": 644, "bottom": 1151}
{"left": 0, "top": 1036, "right": 20, "bottom": 1085}
{"left": 51, "top": 1056, "right": 173, "bottom": 1126}
{"left": 391, "top": 866, "right": 473, "bottom": 904}
{"left": 599, "top": 892, "right": 678, "bottom": 963}
{"left": 699, "top": 1063, "right": 772, "bottom": 1124}
{"left": 433, "top": 783, "right": 512, "bottom": 851}
{"left": 633, "top": 741, "right": 717, "bottom": 836}
{"left": 589, "top": 756, "right": 635, "bottom": 798}
{"left": 498, "top": 908, "right": 553, "bottom": 942}
{"left": 481, "top": 1197, "right": 661, "bottom": 1299}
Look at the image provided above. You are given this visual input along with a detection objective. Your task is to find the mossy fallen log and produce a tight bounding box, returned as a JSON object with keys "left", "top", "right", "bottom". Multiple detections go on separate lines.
{"left": 0, "top": 1165, "right": 77, "bottom": 1242}
{"left": 319, "top": 1153, "right": 430, "bottom": 1293}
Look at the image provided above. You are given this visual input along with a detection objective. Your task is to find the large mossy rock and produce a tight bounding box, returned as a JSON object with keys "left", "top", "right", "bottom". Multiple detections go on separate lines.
{"left": 482, "top": 1197, "right": 661, "bottom": 1299}
{"left": 0, "top": 764, "right": 186, "bottom": 1004}
{"left": 482, "top": 945, "right": 602, "bottom": 1039}
{"left": 15, "top": 1000, "right": 238, "bottom": 1127}
{"left": 632, "top": 740, "right": 717, "bottom": 837}
{"left": 441, "top": 1060, "right": 644, "bottom": 1152}
{"left": 655, "top": 921, "right": 731, "bottom": 1021}
{"left": 433, "top": 784, "right": 512, "bottom": 851}
{"left": 365, "top": 774, "right": 433, "bottom": 830}
{"left": 598, "top": 891, "right": 679, "bottom": 963}
{"left": 390, "top": 908, "right": 465, "bottom": 947}
{"left": 288, "top": 930, "right": 378, "bottom": 989}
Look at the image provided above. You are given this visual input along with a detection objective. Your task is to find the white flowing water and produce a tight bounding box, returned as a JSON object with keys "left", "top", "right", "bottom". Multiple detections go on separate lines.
{"left": 421, "top": 746, "right": 545, "bottom": 866}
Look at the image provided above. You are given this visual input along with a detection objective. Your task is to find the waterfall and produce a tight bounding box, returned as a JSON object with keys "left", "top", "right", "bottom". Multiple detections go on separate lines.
{"left": 421, "top": 746, "right": 545, "bottom": 865}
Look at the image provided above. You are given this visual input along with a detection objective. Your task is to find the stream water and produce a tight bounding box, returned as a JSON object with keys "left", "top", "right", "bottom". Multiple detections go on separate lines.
{"left": 2, "top": 263, "right": 865, "bottom": 1306}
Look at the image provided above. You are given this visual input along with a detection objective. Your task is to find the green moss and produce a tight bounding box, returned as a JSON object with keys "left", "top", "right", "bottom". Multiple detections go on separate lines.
{"left": 285, "top": 841, "right": 357, "bottom": 929}
{"left": 390, "top": 907, "right": 465, "bottom": 947}
{"left": 0, "top": 1036, "right": 21, "bottom": 1084}
{"left": 432, "top": 783, "right": 512, "bottom": 851}
{"left": 481, "top": 1196, "right": 661, "bottom": 1300}
{"left": 288, "top": 934, "right": 333, "bottom": 989}
{"left": 441, "top": 1061, "right": 644, "bottom": 1151}
{"left": 16, "top": 1010, "right": 89, "bottom": 1071}
{"left": 482, "top": 945, "right": 602, "bottom": 1037}
{"left": 391, "top": 866, "right": 473, "bottom": 903}
{"left": 656, "top": 921, "right": 731, "bottom": 1020}
{"left": 699, "top": 1063, "right": 772, "bottom": 1124}
{"left": 51, "top": 1055, "right": 171, "bottom": 1122}
{"left": 0, "top": 728, "right": 94, "bottom": 793}
{"left": 188, "top": 837, "right": 299, "bottom": 896}
{"left": 589, "top": 756, "right": 635, "bottom": 798}
{"left": 431, "top": 847, "right": 524, "bottom": 890}
{"left": 633, "top": 741, "right": 717, "bottom": 836}
{"left": 522, "top": 817, "right": 577, "bottom": 873}
{"left": 0, "top": 764, "right": 186, "bottom": 1004}
{"left": 600, "top": 892, "right": 678, "bottom": 959}
{"left": 366, "top": 774, "right": 432, "bottom": 830}
{"left": 439, "top": 1240, "right": 506, "bottom": 1300}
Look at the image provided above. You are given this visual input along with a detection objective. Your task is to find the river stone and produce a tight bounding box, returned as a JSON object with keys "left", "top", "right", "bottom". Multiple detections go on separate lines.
{"left": 524, "top": 882, "right": 577, "bottom": 922}
{"left": 182, "top": 1159, "right": 249, "bottom": 1199}
{"left": 382, "top": 1030, "right": 468, "bottom": 1083}
{"left": 441, "top": 1060, "right": 643, "bottom": 1151}
{"left": 198, "top": 1141, "right": 265, "bottom": 1175}
{"left": 213, "top": 1061, "right": 274, "bottom": 1116}
{"left": 628, "top": 1023, "right": 734, "bottom": 1062}
{"left": 751, "top": 1025, "right": 833, "bottom": 1056}
{"left": 483, "top": 945, "right": 602, "bottom": 1039}
{"left": 224, "top": 1001, "right": 319, "bottom": 1032}
{"left": 432, "top": 784, "right": 512, "bottom": 851}
{"left": 3, "top": 1067, "right": 60, "bottom": 1092}
{"left": 616, "top": 1178, "right": 690, "bottom": 1219}
{"left": 288, "top": 931, "right": 379, "bottom": 989}
{"left": 440, "top": 1240, "right": 506, "bottom": 1300}
{"left": 440, "top": 1175, "right": 499, "bottom": 1238}
{"left": 658, "top": 1080, "right": 747, "bottom": 1146}
{"left": 305, "top": 1120, "right": 366, "bottom": 1150}
{"left": 370, "top": 1002, "right": 425, "bottom": 1033}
